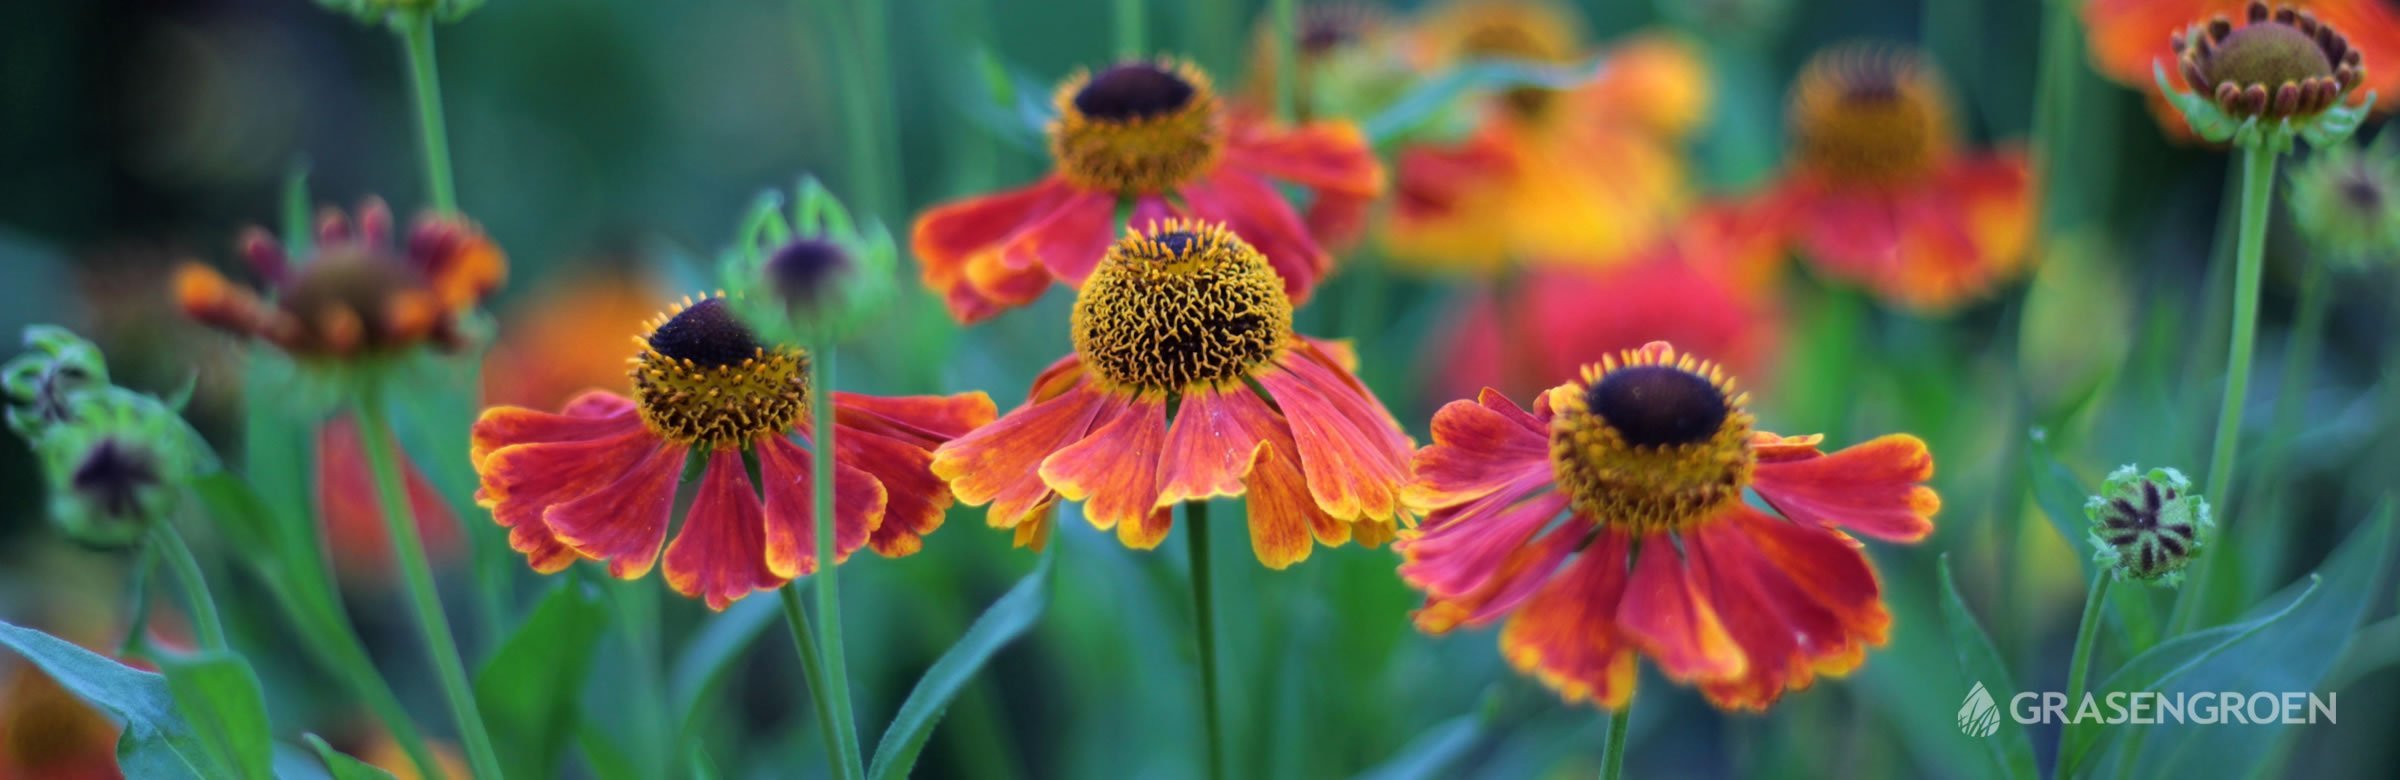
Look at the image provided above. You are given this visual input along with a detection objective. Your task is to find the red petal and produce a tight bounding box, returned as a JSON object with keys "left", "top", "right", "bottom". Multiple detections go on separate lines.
{"left": 1039, "top": 395, "right": 1169, "bottom": 534}
{"left": 1752, "top": 434, "right": 1939, "bottom": 542}
{"left": 1399, "top": 490, "right": 1567, "bottom": 599}
{"left": 469, "top": 397, "right": 641, "bottom": 468}
{"left": 997, "top": 190, "right": 1118, "bottom": 284}
{"left": 759, "top": 434, "right": 889, "bottom": 578}
{"left": 1155, "top": 386, "right": 1270, "bottom": 507}
{"left": 1403, "top": 391, "right": 1552, "bottom": 511}
{"left": 1730, "top": 509, "right": 1890, "bottom": 645}
{"left": 1414, "top": 516, "right": 1583, "bottom": 633}
{"left": 541, "top": 439, "right": 684, "bottom": 578}
{"left": 932, "top": 379, "right": 1120, "bottom": 531}
{"left": 829, "top": 426, "right": 945, "bottom": 558}
{"left": 1496, "top": 530, "right": 1638, "bottom": 708}
{"left": 1772, "top": 178, "right": 1906, "bottom": 281}
{"left": 663, "top": 449, "right": 782, "bottom": 610}
{"left": 1254, "top": 346, "right": 1412, "bottom": 522}
{"left": 1688, "top": 509, "right": 1877, "bottom": 710}
{"left": 833, "top": 391, "right": 998, "bottom": 445}
{"left": 912, "top": 178, "right": 1073, "bottom": 274}
{"left": 1616, "top": 534, "right": 1746, "bottom": 683}
{"left": 476, "top": 426, "right": 659, "bottom": 570}
{"left": 1182, "top": 170, "right": 1329, "bottom": 303}
{"left": 1227, "top": 120, "right": 1384, "bottom": 197}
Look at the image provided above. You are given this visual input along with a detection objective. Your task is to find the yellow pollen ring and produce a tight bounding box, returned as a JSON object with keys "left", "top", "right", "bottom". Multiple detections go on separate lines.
{"left": 1788, "top": 43, "right": 1955, "bottom": 187}
{"left": 1050, "top": 58, "right": 1225, "bottom": 194}
{"left": 1071, "top": 219, "right": 1295, "bottom": 394}
{"left": 630, "top": 297, "right": 809, "bottom": 448}
{"left": 1547, "top": 343, "right": 1755, "bottom": 535}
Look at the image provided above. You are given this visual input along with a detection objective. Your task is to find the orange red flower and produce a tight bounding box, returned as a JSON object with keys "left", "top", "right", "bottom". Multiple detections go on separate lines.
{"left": 0, "top": 662, "right": 120, "bottom": 780}
{"left": 1765, "top": 44, "right": 2034, "bottom": 311}
{"left": 174, "top": 198, "right": 506, "bottom": 357}
{"left": 913, "top": 59, "right": 1383, "bottom": 323}
{"left": 1381, "top": 7, "right": 1708, "bottom": 272}
{"left": 932, "top": 221, "right": 1413, "bottom": 566}
{"left": 1399, "top": 342, "right": 1937, "bottom": 710}
{"left": 471, "top": 296, "right": 994, "bottom": 608}
{"left": 1433, "top": 205, "right": 1781, "bottom": 403}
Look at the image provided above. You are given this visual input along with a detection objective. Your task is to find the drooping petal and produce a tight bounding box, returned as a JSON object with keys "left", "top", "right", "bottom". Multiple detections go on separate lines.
{"left": 468, "top": 395, "right": 642, "bottom": 468}
{"left": 541, "top": 440, "right": 685, "bottom": 578}
{"left": 1615, "top": 535, "right": 1747, "bottom": 683}
{"left": 1752, "top": 433, "right": 1939, "bottom": 542}
{"left": 1183, "top": 170, "right": 1330, "bottom": 303}
{"left": 1403, "top": 391, "right": 1552, "bottom": 511}
{"left": 1398, "top": 490, "right": 1568, "bottom": 599}
{"left": 1039, "top": 394, "right": 1170, "bottom": 533}
{"left": 1116, "top": 506, "right": 1177, "bottom": 550}
{"left": 1414, "top": 517, "right": 1584, "bottom": 634}
{"left": 476, "top": 426, "right": 660, "bottom": 572}
{"left": 826, "top": 427, "right": 939, "bottom": 557}
{"left": 1497, "top": 530, "right": 1638, "bottom": 709}
{"left": 1772, "top": 179, "right": 1906, "bottom": 282}
{"left": 997, "top": 190, "right": 1119, "bottom": 285}
{"left": 1254, "top": 344, "right": 1412, "bottom": 523}
{"left": 1207, "top": 383, "right": 1347, "bottom": 567}
{"left": 912, "top": 178, "right": 1074, "bottom": 274}
{"left": 1731, "top": 508, "right": 1891, "bottom": 647}
{"left": 833, "top": 391, "right": 998, "bottom": 446}
{"left": 932, "top": 379, "right": 1120, "bottom": 531}
{"left": 662, "top": 449, "right": 782, "bottom": 610}
{"left": 1687, "top": 507, "right": 1875, "bottom": 711}
{"left": 758, "top": 434, "right": 888, "bottom": 577}
{"left": 1156, "top": 385, "right": 1272, "bottom": 507}
{"left": 1225, "top": 120, "right": 1385, "bottom": 198}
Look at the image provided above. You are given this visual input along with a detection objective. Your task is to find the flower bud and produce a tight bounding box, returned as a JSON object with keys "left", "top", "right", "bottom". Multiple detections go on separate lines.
{"left": 719, "top": 179, "right": 898, "bottom": 347}
{"left": 30, "top": 388, "right": 212, "bottom": 549}
{"left": 2286, "top": 137, "right": 2400, "bottom": 267}
{"left": 2086, "top": 465, "right": 2214, "bottom": 585}
{"left": 3, "top": 326, "right": 113, "bottom": 439}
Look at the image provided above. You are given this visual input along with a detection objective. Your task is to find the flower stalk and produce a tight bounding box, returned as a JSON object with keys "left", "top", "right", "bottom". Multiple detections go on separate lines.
{"left": 2056, "top": 573, "right": 2110, "bottom": 777}
{"left": 1600, "top": 704, "right": 1632, "bottom": 780}
{"left": 149, "top": 522, "right": 228, "bottom": 653}
{"left": 356, "top": 399, "right": 503, "bottom": 779}
{"left": 397, "top": 11, "right": 458, "bottom": 213}
{"left": 810, "top": 342, "right": 865, "bottom": 779}
{"left": 1187, "top": 499, "right": 1225, "bottom": 780}
{"left": 778, "top": 582, "right": 852, "bottom": 780}
{"left": 2179, "top": 144, "right": 2277, "bottom": 629}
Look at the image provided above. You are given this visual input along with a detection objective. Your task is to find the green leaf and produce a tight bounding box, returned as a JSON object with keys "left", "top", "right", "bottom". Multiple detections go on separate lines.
{"left": 156, "top": 653, "right": 276, "bottom": 780}
{"left": 866, "top": 546, "right": 1056, "bottom": 780}
{"left": 2116, "top": 506, "right": 2391, "bottom": 779}
{"left": 0, "top": 620, "right": 221, "bottom": 779}
{"left": 1354, "top": 714, "right": 1482, "bottom": 780}
{"left": 1935, "top": 556, "right": 2039, "bottom": 780}
{"left": 303, "top": 734, "right": 397, "bottom": 780}
{"left": 1361, "top": 56, "right": 1603, "bottom": 146}
{"left": 475, "top": 580, "right": 613, "bottom": 780}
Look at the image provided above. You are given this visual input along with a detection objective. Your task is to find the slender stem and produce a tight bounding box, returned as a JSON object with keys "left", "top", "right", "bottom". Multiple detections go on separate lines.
{"left": 150, "top": 523, "right": 227, "bottom": 652}
{"left": 2056, "top": 574, "right": 2111, "bottom": 779}
{"left": 396, "top": 12, "right": 458, "bottom": 213}
{"left": 1599, "top": 703, "right": 1632, "bottom": 780}
{"left": 810, "top": 345, "right": 863, "bottom": 779}
{"left": 2178, "top": 145, "right": 2279, "bottom": 631}
{"left": 778, "top": 583, "right": 850, "bottom": 779}
{"left": 1187, "top": 501, "right": 1225, "bottom": 780}
{"left": 1270, "top": 0, "right": 1297, "bottom": 122}
{"left": 1114, "top": 0, "right": 1144, "bottom": 57}
{"left": 355, "top": 403, "right": 504, "bottom": 780}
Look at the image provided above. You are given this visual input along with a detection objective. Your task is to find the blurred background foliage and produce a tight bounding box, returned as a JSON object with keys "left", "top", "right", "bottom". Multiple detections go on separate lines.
{"left": 2, "top": 0, "right": 2397, "bottom": 778}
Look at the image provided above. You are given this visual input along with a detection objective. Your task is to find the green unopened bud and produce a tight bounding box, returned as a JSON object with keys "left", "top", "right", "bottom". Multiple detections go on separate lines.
{"left": 313, "top": 0, "right": 484, "bottom": 25}
{"left": 32, "top": 388, "right": 212, "bottom": 549}
{"left": 2286, "top": 137, "right": 2400, "bottom": 267}
{"left": 4, "top": 326, "right": 113, "bottom": 438}
{"left": 2086, "top": 466, "right": 2214, "bottom": 586}
{"left": 720, "top": 178, "right": 898, "bottom": 347}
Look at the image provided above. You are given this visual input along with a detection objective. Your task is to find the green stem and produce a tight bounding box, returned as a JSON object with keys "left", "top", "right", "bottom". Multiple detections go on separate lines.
{"left": 1187, "top": 501, "right": 1225, "bottom": 780}
{"left": 778, "top": 583, "right": 850, "bottom": 779}
{"left": 355, "top": 403, "right": 503, "bottom": 780}
{"left": 1599, "top": 703, "right": 1631, "bottom": 780}
{"left": 1270, "top": 0, "right": 1296, "bottom": 122}
{"left": 2055, "top": 574, "right": 2110, "bottom": 779}
{"left": 2178, "top": 145, "right": 2280, "bottom": 632}
{"left": 811, "top": 345, "right": 863, "bottom": 779}
{"left": 150, "top": 523, "right": 227, "bottom": 652}
{"left": 1114, "top": 0, "right": 1144, "bottom": 57}
{"left": 396, "top": 12, "right": 458, "bottom": 213}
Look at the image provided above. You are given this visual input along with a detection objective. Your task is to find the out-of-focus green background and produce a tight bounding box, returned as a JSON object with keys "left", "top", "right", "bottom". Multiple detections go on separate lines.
{"left": 3, "top": 0, "right": 2397, "bottom": 778}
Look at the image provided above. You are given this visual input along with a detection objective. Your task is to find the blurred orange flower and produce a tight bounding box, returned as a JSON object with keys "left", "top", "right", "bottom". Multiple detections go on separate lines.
{"left": 1432, "top": 204, "right": 1782, "bottom": 403}
{"left": 1401, "top": 342, "right": 1937, "bottom": 710}
{"left": 1765, "top": 44, "right": 2034, "bottom": 311}
{"left": 2083, "top": 0, "right": 2400, "bottom": 134}
{"left": 481, "top": 270, "right": 669, "bottom": 409}
{"left": 0, "top": 663, "right": 119, "bottom": 780}
{"left": 1381, "top": 4, "right": 1707, "bottom": 273}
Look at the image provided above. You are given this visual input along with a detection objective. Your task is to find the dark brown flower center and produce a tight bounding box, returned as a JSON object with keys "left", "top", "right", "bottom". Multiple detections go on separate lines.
{"left": 1073, "top": 223, "right": 1294, "bottom": 392}
{"left": 2208, "top": 23, "right": 2336, "bottom": 86}
{"left": 765, "top": 238, "right": 854, "bottom": 306}
{"left": 1789, "top": 45, "right": 1951, "bottom": 186}
{"left": 1585, "top": 365, "right": 1729, "bottom": 448}
{"left": 1074, "top": 63, "right": 1197, "bottom": 121}
{"left": 647, "top": 297, "right": 763, "bottom": 368}
{"left": 71, "top": 439, "right": 156, "bottom": 519}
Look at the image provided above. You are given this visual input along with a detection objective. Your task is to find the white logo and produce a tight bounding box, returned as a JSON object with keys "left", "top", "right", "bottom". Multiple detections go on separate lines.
{"left": 1959, "top": 682, "right": 2001, "bottom": 737}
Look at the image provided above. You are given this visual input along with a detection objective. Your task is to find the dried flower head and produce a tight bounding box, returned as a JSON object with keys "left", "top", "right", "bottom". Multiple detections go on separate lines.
{"left": 2158, "top": 2, "right": 2374, "bottom": 150}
